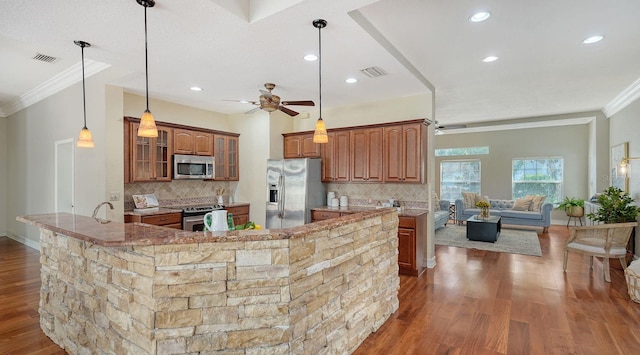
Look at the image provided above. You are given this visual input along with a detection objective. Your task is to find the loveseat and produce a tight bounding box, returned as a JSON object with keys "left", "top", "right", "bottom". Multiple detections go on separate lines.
{"left": 455, "top": 198, "right": 553, "bottom": 232}
{"left": 434, "top": 200, "right": 451, "bottom": 230}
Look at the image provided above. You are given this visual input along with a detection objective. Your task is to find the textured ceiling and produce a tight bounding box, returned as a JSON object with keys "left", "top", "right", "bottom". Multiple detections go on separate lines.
{"left": 1, "top": 0, "right": 639, "bottom": 126}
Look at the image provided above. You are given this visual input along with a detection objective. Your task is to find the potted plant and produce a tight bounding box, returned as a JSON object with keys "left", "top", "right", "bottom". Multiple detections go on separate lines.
{"left": 587, "top": 186, "right": 640, "bottom": 223}
{"left": 556, "top": 197, "right": 585, "bottom": 217}
{"left": 587, "top": 186, "right": 640, "bottom": 269}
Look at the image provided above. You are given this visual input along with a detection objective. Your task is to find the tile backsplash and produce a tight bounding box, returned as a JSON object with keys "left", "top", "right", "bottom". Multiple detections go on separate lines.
{"left": 125, "top": 180, "right": 429, "bottom": 210}
{"left": 327, "top": 183, "right": 429, "bottom": 209}
{"left": 124, "top": 180, "right": 236, "bottom": 210}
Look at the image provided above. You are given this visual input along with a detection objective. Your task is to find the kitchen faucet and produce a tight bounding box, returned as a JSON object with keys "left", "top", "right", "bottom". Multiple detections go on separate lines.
{"left": 92, "top": 201, "right": 114, "bottom": 219}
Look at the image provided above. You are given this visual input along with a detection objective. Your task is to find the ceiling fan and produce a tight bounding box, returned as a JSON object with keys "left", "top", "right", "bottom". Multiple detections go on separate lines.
{"left": 434, "top": 120, "right": 466, "bottom": 135}
{"left": 225, "top": 83, "right": 315, "bottom": 116}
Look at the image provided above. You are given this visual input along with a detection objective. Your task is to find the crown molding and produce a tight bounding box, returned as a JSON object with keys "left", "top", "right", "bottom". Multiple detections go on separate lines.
{"left": 603, "top": 77, "right": 640, "bottom": 118}
{"left": 0, "top": 59, "right": 111, "bottom": 118}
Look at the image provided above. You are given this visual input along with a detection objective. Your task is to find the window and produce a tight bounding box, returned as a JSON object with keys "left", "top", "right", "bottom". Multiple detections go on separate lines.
{"left": 440, "top": 160, "right": 481, "bottom": 200}
{"left": 512, "top": 158, "right": 563, "bottom": 203}
{"left": 436, "top": 146, "right": 489, "bottom": 156}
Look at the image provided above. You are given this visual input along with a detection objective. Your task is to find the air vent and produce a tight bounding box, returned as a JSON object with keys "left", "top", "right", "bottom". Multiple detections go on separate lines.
{"left": 359, "top": 66, "right": 387, "bottom": 78}
{"left": 32, "top": 53, "right": 59, "bottom": 63}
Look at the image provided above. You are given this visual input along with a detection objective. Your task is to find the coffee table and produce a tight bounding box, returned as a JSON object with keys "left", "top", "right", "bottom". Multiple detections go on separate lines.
{"left": 466, "top": 215, "right": 501, "bottom": 242}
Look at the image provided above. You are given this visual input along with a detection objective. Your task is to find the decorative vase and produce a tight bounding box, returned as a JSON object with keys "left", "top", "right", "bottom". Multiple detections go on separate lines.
{"left": 480, "top": 207, "right": 490, "bottom": 220}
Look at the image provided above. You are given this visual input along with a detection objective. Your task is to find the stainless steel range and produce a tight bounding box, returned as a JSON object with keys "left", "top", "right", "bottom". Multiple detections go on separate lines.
{"left": 182, "top": 205, "right": 224, "bottom": 231}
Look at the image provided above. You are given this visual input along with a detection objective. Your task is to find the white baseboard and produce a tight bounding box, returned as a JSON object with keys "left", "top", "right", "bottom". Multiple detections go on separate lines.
{"left": 6, "top": 232, "right": 40, "bottom": 251}
{"left": 424, "top": 256, "right": 436, "bottom": 269}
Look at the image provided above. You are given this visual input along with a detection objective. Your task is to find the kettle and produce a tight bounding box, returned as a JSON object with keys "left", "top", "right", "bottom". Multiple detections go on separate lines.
{"left": 204, "top": 210, "right": 228, "bottom": 232}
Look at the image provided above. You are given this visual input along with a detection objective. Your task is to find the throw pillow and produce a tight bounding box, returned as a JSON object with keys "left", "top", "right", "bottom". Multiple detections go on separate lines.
{"left": 527, "top": 195, "right": 546, "bottom": 212}
{"left": 462, "top": 192, "right": 478, "bottom": 209}
{"left": 512, "top": 198, "right": 532, "bottom": 211}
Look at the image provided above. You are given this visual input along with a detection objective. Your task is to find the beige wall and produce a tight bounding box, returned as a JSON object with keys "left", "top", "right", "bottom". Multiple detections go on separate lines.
{"left": 609, "top": 96, "right": 640, "bottom": 255}
{"left": 0, "top": 117, "right": 6, "bottom": 236}
{"left": 5, "top": 68, "right": 118, "bottom": 245}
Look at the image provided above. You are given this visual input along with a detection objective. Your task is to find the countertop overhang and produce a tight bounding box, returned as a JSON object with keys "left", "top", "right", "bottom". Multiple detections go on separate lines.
{"left": 17, "top": 208, "right": 397, "bottom": 247}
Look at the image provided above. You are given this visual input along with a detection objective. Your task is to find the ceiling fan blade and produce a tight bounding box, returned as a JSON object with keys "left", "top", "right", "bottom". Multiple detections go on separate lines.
{"left": 279, "top": 106, "right": 299, "bottom": 116}
{"left": 281, "top": 100, "right": 315, "bottom": 106}
{"left": 439, "top": 124, "right": 467, "bottom": 130}
{"left": 259, "top": 90, "right": 272, "bottom": 98}
{"left": 244, "top": 107, "right": 261, "bottom": 114}
{"left": 223, "top": 99, "right": 259, "bottom": 105}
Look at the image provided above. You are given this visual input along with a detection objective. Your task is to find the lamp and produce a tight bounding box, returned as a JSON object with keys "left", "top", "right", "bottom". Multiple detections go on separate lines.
{"left": 75, "top": 40, "right": 94, "bottom": 148}
{"left": 620, "top": 157, "right": 640, "bottom": 176}
{"left": 137, "top": 0, "right": 158, "bottom": 138}
{"left": 312, "top": 19, "right": 328, "bottom": 144}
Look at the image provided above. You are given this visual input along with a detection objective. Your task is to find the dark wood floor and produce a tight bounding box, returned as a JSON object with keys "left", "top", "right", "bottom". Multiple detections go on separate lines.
{"left": 2, "top": 225, "right": 640, "bottom": 354}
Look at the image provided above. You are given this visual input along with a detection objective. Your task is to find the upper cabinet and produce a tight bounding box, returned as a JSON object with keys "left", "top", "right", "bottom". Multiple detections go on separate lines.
{"left": 283, "top": 133, "right": 321, "bottom": 158}
{"left": 321, "top": 131, "right": 350, "bottom": 182}
{"left": 350, "top": 127, "right": 383, "bottom": 182}
{"left": 384, "top": 123, "right": 424, "bottom": 183}
{"left": 281, "top": 119, "right": 427, "bottom": 184}
{"left": 127, "top": 122, "right": 173, "bottom": 182}
{"left": 173, "top": 128, "right": 213, "bottom": 156}
{"left": 124, "top": 117, "right": 239, "bottom": 183}
{"left": 214, "top": 134, "right": 239, "bottom": 181}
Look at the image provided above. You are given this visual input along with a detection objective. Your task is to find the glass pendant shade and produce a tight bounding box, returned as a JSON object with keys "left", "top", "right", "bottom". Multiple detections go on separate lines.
{"left": 313, "top": 117, "right": 328, "bottom": 143}
{"left": 138, "top": 109, "right": 158, "bottom": 137}
{"left": 77, "top": 126, "right": 95, "bottom": 148}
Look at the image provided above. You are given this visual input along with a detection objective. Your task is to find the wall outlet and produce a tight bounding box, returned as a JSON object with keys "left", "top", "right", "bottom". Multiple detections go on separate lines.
{"left": 109, "top": 192, "right": 120, "bottom": 201}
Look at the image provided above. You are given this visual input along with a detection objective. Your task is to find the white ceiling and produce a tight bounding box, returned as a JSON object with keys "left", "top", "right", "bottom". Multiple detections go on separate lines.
{"left": 1, "top": 0, "right": 640, "bottom": 126}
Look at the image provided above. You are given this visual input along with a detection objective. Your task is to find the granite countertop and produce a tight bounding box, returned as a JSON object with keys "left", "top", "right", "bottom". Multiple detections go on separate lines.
{"left": 17, "top": 208, "right": 396, "bottom": 247}
{"left": 313, "top": 205, "right": 428, "bottom": 217}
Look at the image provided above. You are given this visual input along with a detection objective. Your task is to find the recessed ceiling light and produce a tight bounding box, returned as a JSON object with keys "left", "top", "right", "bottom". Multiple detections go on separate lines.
{"left": 304, "top": 54, "right": 318, "bottom": 61}
{"left": 345, "top": 77, "right": 358, "bottom": 84}
{"left": 469, "top": 11, "right": 491, "bottom": 22}
{"left": 190, "top": 86, "right": 202, "bottom": 91}
{"left": 482, "top": 56, "right": 499, "bottom": 63}
{"left": 583, "top": 35, "right": 603, "bottom": 44}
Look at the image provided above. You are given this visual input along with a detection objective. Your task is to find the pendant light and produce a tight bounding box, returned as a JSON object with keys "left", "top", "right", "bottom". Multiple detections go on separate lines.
{"left": 312, "top": 19, "right": 328, "bottom": 144}
{"left": 75, "top": 40, "right": 94, "bottom": 148}
{"left": 137, "top": 0, "right": 158, "bottom": 138}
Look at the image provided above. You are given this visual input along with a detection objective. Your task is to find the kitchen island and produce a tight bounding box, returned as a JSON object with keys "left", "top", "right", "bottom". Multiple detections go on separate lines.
{"left": 18, "top": 208, "right": 400, "bottom": 354}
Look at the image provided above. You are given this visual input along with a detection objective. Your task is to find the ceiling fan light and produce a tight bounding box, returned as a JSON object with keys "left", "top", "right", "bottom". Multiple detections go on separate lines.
{"left": 77, "top": 127, "right": 95, "bottom": 148}
{"left": 313, "top": 118, "right": 328, "bottom": 143}
{"left": 138, "top": 109, "right": 158, "bottom": 137}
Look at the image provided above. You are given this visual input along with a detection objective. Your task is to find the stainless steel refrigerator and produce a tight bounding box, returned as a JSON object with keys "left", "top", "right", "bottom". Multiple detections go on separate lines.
{"left": 266, "top": 158, "right": 325, "bottom": 229}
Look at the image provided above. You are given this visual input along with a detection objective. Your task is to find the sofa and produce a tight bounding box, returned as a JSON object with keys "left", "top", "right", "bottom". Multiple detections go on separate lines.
{"left": 455, "top": 198, "right": 553, "bottom": 232}
{"left": 434, "top": 200, "right": 451, "bottom": 230}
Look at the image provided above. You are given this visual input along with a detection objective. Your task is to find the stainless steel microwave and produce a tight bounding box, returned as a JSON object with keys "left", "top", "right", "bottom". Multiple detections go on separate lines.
{"left": 173, "top": 154, "right": 214, "bottom": 179}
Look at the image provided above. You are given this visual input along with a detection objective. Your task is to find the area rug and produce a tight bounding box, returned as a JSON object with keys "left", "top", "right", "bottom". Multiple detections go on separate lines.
{"left": 435, "top": 225, "right": 542, "bottom": 257}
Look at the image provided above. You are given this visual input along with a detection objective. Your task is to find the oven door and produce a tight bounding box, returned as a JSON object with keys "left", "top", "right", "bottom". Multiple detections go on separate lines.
{"left": 183, "top": 215, "right": 206, "bottom": 231}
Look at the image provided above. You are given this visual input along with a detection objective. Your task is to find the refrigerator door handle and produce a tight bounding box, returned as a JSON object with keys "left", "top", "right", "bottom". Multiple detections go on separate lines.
{"left": 279, "top": 174, "right": 285, "bottom": 219}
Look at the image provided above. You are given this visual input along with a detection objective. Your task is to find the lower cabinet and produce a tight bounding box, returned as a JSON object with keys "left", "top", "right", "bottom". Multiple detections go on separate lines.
{"left": 310, "top": 209, "right": 426, "bottom": 276}
{"left": 397, "top": 215, "right": 426, "bottom": 276}
{"left": 124, "top": 211, "right": 183, "bottom": 229}
{"left": 226, "top": 205, "right": 250, "bottom": 226}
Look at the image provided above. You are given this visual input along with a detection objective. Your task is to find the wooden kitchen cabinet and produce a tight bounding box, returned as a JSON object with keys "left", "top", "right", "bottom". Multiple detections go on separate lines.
{"left": 174, "top": 128, "right": 213, "bottom": 156}
{"left": 214, "top": 135, "right": 239, "bottom": 181}
{"left": 283, "top": 133, "right": 321, "bottom": 158}
{"left": 321, "top": 131, "right": 350, "bottom": 182}
{"left": 311, "top": 210, "right": 341, "bottom": 222}
{"left": 384, "top": 123, "right": 424, "bottom": 183}
{"left": 128, "top": 122, "right": 173, "bottom": 182}
{"left": 397, "top": 215, "right": 426, "bottom": 276}
{"left": 125, "top": 211, "right": 182, "bottom": 229}
{"left": 226, "top": 205, "right": 250, "bottom": 226}
{"left": 350, "top": 127, "right": 383, "bottom": 182}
